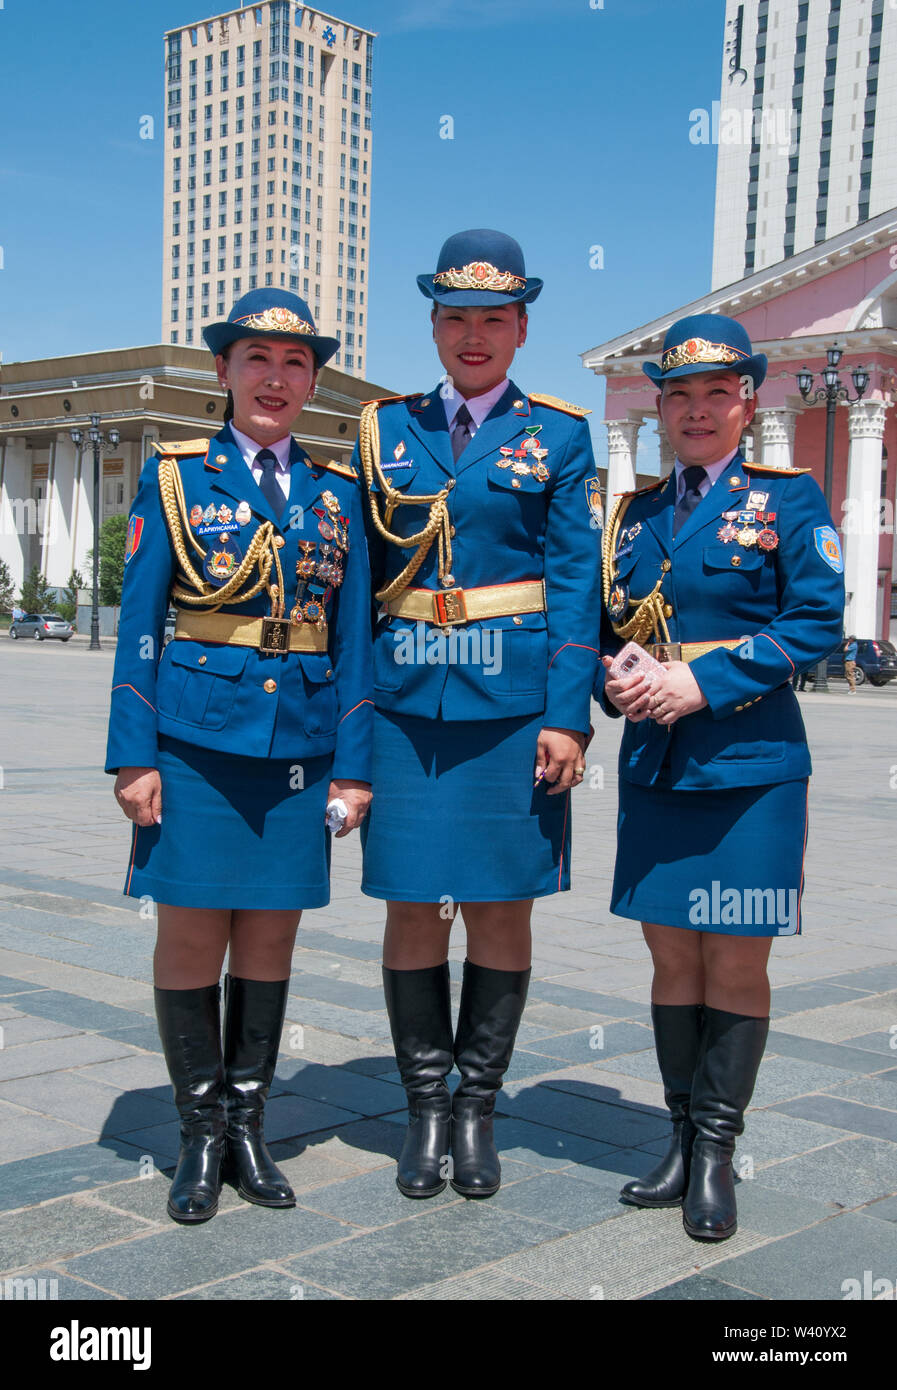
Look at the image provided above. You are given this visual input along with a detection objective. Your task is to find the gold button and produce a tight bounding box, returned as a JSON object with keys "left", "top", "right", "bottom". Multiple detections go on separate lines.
{"left": 325, "top": 668, "right": 333, "bottom": 679}
{"left": 198, "top": 655, "right": 207, "bottom": 665}
{"left": 513, "top": 399, "right": 524, "bottom": 408}
{"left": 729, "top": 475, "right": 740, "bottom": 485}
{"left": 264, "top": 678, "right": 277, "bottom": 693}
{"left": 662, "top": 559, "right": 672, "bottom": 572}
{"left": 735, "top": 704, "right": 744, "bottom": 712}
{"left": 512, "top": 478, "right": 521, "bottom": 488}
{"left": 447, "top": 478, "right": 456, "bottom": 489}
{"left": 731, "top": 555, "right": 742, "bottom": 567}
{"left": 442, "top": 574, "right": 455, "bottom": 587}
{"left": 420, "top": 398, "right": 431, "bottom": 408}
{"left": 385, "top": 475, "right": 393, "bottom": 487}
{"left": 450, "top": 525, "right": 456, "bottom": 538}
{"left": 216, "top": 453, "right": 228, "bottom": 464}
{"left": 274, "top": 535, "right": 285, "bottom": 548}
{"left": 663, "top": 604, "right": 673, "bottom": 619}
{"left": 513, "top": 616, "right": 523, "bottom": 626}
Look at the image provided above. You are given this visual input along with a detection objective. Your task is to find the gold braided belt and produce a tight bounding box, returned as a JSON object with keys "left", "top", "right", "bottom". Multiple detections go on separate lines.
{"left": 653, "top": 639, "right": 745, "bottom": 664}
{"left": 174, "top": 610, "right": 327, "bottom": 653}
{"left": 384, "top": 580, "right": 546, "bottom": 627}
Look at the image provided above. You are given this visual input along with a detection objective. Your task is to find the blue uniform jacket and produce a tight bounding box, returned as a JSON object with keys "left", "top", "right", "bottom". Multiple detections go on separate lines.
{"left": 595, "top": 456, "right": 845, "bottom": 789}
{"left": 353, "top": 383, "right": 602, "bottom": 734}
{"left": 105, "top": 424, "right": 374, "bottom": 781}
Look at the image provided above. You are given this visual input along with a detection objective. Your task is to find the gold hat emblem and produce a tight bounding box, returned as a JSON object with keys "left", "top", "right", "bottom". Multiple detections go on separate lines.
{"left": 233, "top": 306, "right": 316, "bottom": 335}
{"left": 432, "top": 261, "right": 526, "bottom": 294}
{"left": 661, "top": 337, "right": 749, "bottom": 372}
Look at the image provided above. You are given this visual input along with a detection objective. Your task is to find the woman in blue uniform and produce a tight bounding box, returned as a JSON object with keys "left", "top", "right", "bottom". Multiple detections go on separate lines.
{"left": 354, "top": 230, "right": 602, "bottom": 1200}
{"left": 597, "top": 314, "right": 844, "bottom": 1240}
{"left": 106, "top": 290, "right": 373, "bottom": 1223}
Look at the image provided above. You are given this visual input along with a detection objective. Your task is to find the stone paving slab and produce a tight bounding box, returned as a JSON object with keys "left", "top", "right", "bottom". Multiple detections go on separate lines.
{"left": 709, "top": 1212, "right": 897, "bottom": 1301}
{"left": 0, "top": 652, "right": 895, "bottom": 1299}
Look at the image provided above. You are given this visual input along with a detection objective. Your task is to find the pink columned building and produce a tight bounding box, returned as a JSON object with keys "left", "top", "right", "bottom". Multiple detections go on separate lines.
{"left": 581, "top": 209, "right": 897, "bottom": 642}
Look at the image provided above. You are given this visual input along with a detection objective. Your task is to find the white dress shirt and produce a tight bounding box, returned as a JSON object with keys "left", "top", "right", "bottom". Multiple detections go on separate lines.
{"left": 443, "top": 378, "right": 510, "bottom": 438}
{"left": 229, "top": 423, "right": 293, "bottom": 500}
{"left": 673, "top": 447, "right": 740, "bottom": 502}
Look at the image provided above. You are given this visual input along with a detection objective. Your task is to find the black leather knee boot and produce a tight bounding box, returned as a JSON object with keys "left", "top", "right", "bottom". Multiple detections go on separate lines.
{"left": 620, "top": 1003, "right": 703, "bottom": 1208}
{"left": 222, "top": 974, "right": 295, "bottom": 1208}
{"left": 382, "top": 963, "right": 454, "bottom": 1198}
{"left": 154, "top": 984, "right": 225, "bottom": 1223}
{"left": 683, "top": 1006, "right": 769, "bottom": 1241}
{"left": 451, "top": 960, "right": 530, "bottom": 1198}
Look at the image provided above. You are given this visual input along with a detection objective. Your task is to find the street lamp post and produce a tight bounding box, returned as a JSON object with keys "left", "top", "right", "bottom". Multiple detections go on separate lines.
{"left": 70, "top": 414, "right": 120, "bottom": 651}
{"left": 796, "top": 348, "right": 869, "bottom": 692}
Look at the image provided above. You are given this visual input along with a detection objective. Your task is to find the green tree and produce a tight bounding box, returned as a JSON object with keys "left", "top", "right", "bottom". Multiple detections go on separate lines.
{"left": 19, "top": 565, "right": 56, "bottom": 614}
{"left": 0, "top": 558, "right": 15, "bottom": 614}
{"left": 85, "top": 514, "right": 129, "bottom": 607}
{"left": 57, "top": 568, "right": 85, "bottom": 625}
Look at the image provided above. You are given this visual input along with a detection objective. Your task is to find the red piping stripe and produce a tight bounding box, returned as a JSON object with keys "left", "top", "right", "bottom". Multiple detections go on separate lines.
{"left": 557, "top": 789, "right": 571, "bottom": 891}
{"left": 759, "top": 633, "right": 795, "bottom": 674}
{"left": 340, "top": 697, "right": 374, "bottom": 723}
{"left": 795, "top": 781, "right": 810, "bottom": 937}
{"left": 112, "top": 683, "right": 157, "bottom": 713}
{"left": 125, "top": 823, "right": 139, "bottom": 895}
{"left": 548, "top": 642, "right": 600, "bottom": 670}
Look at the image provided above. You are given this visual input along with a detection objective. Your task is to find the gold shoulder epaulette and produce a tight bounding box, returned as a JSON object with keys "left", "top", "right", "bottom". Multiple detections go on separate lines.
{"left": 620, "top": 476, "right": 666, "bottom": 497}
{"left": 744, "top": 461, "right": 811, "bottom": 476}
{"left": 153, "top": 438, "right": 211, "bottom": 457}
{"left": 321, "top": 458, "right": 358, "bottom": 481}
{"left": 528, "top": 392, "right": 591, "bottom": 418}
{"left": 361, "top": 392, "right": 422, "bottom": 407}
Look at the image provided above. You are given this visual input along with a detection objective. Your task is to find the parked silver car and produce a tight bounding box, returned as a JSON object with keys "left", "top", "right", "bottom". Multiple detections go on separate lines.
{"left": 9, "top": 613, "right": 74, "bottom": 641}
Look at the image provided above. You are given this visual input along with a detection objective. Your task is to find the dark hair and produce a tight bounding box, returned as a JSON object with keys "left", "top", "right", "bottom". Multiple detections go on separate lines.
{"left": 219, "top": 342, "right": 235, "bottom": 423}
{"left": 431, "top": 302, "right": 528, "bottom": 319}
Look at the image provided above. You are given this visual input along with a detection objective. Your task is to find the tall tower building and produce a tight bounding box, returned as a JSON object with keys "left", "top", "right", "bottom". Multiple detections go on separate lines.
{"left": 162, "top": 3, "right": 375, "bottom": 377}
{"left": 712, "top": 0, "right": 896, "bottom": 289}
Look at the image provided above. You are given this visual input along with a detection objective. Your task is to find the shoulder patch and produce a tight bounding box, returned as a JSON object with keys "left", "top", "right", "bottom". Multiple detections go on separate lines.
{"left": 744, "top": 461, "right": 811, "bottom": 477}
{"left": 152, "top": 438, "right": 211, "bottom": 457}
{"left": 321, "top": 458, "right": 358, "bottom": 481}
{"left": 527, "top": 392, "right": 591, "bottom": 418}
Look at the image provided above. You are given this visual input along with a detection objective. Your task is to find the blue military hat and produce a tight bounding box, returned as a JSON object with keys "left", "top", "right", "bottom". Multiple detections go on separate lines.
{"left": 203, "top": 288, "right": 340, "bottom": 367}
{"left": 643, "top": 313, "right": 767, "bottom": 391}
{"left": 417, "top": 229, "right": 542, "bottom": 306}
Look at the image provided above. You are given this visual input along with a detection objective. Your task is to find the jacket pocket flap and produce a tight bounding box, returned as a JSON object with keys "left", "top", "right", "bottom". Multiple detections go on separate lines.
{"left": 167, "top": 642, "right": 250, "bottom": 675}
{"left": 486, "top": 460, "right": 547, "bottom": 493}
{"left": 371, "top": 461, "right": 421, "bottom": 492}
{"left": 703, "top": 545, "right": 765, "bottom": 571}
{"left": 297, "top": 652, "right": 334, "bottom": 682}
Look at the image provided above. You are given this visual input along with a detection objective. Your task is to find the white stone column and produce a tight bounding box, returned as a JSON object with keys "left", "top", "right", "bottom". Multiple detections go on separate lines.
{"left": 757, "top": 408, "right": 799, "bottom": 469}
{"left": 42, "top": 436, "right": 78, "bottom": 586}
{"left": 843, "top": 398, "right": 889, "bottom": 638}
{"left": 0, "top": 437, "right": 31, "bottom": 591}
{"left": 656, "top": 421, "right": 675, "bottom": 474}
{"left": 605, "top": 418, "right": 644, "bottom": 511}
{"left": 70, "top": 444, "right": 95, "bottom": 578}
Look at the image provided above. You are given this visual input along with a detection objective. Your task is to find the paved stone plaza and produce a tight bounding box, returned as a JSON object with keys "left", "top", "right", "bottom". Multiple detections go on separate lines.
{"left": 0, "top": 638, "right": 895, "bottom": 1301}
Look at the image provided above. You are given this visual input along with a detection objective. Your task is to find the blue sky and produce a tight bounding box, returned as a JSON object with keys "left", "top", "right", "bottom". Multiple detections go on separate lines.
{"left": 0, "top": 0, "right": 727, "bottom": 467}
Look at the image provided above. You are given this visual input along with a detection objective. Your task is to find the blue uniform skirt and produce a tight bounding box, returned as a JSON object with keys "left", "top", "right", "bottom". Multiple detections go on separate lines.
{"left": 361, "top": 709, "right": 571, "bottom": 903}
{"left": 611, "top": 773, "right": 809, "bottom": 936}
{"left": 124, "top": 735, "right": 333, "bottom": 910}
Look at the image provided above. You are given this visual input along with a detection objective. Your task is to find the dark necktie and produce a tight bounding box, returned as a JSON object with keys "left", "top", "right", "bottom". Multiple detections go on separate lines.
{"left": 673, "top": 465, "right": 707, "bottom": 536}
{"left": 255, "top": 448, "right": 285, "bottom": 517}
{"left": 451, "top": 403, "right": 473, "bottom": 462}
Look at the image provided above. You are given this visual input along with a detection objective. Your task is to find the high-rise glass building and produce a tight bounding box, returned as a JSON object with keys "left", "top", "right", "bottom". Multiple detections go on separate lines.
{"left": 712, "top": 0, "right": 896, "bottom": 288}
{"left": 162, "top": 3, "right": 375, "bottom": 376}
